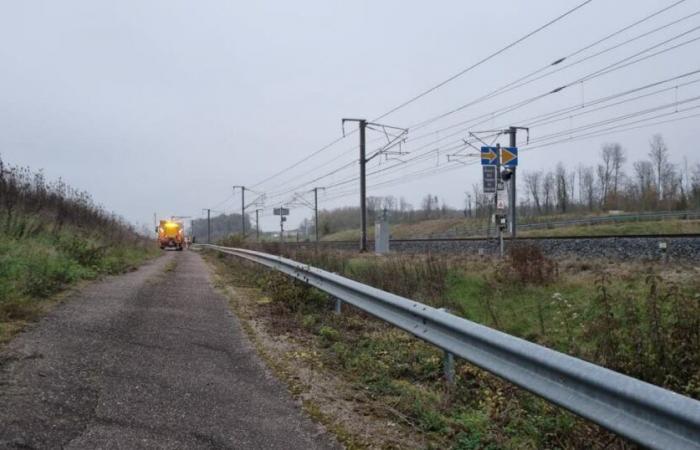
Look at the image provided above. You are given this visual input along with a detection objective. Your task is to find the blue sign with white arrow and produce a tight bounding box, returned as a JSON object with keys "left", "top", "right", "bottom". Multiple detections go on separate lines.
{"left": 481, "top": 147, "right": 499, "bottom": 165}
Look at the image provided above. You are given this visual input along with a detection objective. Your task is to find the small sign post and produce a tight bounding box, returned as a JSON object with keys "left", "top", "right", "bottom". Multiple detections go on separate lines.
{"left": 274, "top": 207, "right": 290, "bottom": 243}
{"left": 273, "top": 207, "right": 290, "bottom": 216}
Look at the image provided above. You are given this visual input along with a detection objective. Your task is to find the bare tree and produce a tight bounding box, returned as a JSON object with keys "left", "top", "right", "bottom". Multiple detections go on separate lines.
{"left": 523, "top": 170, "right": 542, "bottom": 214}
{"left": 597, "top": 147, "right": 613, "bottom": 208}
{"left": 398, "top": 197, "right": 412, "bottom": 212}
{"left": 633, "top": 160, "right": 655, "bottom": 208}
{"left": 648, "top": 134, "right": 672, "bottom": 200}
{"left": 421, "top": 194, "right": 439, "bottom": 219}
{"left": 472, "top": 183, "right": 490, "bottom": 218}
{"left": 597, "top": 143, "right": 625, "bottom": 208}
{"left": 381, "top": 195, "right": 396, "bottom": 211}
{"left": 542, "top": 171, "right": 555, "bottom": 213}
{"left": 691, "top": 163, "right": 700, "bottom": 208}
{"left": 578, "top": 165, "right": 596, "bottom": 211}
{"left": 555, "top": 163, "right": 569, "bottom": 213}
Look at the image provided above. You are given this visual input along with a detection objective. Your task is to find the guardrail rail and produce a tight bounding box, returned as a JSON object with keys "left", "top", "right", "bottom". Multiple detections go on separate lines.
{"left": 200, "top": 244, "right": 700, "bottom": 449}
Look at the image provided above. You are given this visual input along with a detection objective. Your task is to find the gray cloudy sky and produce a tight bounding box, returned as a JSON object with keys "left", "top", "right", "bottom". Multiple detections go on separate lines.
{"left": 1, "top": 0, "right": 698, "bottom": 232}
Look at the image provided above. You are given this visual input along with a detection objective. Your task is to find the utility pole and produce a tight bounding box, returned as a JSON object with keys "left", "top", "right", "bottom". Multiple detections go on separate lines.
{"left": 342, "top": 118, "right": 368, "bottom": 252}
{"left": 342, "top": 118, "right": 407, "bottom": 252}
{"left": 255, "top": 208, "right": 263, "bottom": 241}
{"left": 508, "top": 127, "right": 517, "bottom": 238}
{"left": 233, "top": 185, "right": 246, "bottom": 237}
{"left": 494, "top": 143, "right": 504, "bottom": 257}
{"left": 202, "top": 208, "right": 211, "bottom": 244}
{"left": 505, "top": 126, "right": 528, "bottom": 238}
{"left": 311, "top": 187, "right": 325, "bottom": 243}
{"left": 279, "top": 207, "right": 285, "bottom": 244}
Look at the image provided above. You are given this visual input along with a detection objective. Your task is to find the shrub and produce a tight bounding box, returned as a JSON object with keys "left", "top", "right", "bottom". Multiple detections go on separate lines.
{"left": 505, "top": 243, "right": 557, "bottom": 285}
{"left": 318, "top": 325, "right": 340, "bottom": 343}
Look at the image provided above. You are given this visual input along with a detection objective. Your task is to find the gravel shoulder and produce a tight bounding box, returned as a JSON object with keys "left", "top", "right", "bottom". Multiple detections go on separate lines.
{"left": 0, "top": 250, "right": 338, "bottom": 449}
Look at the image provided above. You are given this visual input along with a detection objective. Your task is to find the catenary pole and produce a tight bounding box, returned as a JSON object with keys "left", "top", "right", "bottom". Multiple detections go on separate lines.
{"left": 233, "top": 186, "right": 246, "bottom": 237}
{"left": 509, "top": 127, "right": 517, "bottom": 238}
{"left": 342, "top": 118, "right": 368, "bottom": 252}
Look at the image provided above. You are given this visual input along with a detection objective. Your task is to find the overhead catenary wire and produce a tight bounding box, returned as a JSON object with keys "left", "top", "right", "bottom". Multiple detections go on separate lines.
{"left": 255, "top": 12, "right": 700, "bottom": 206}
{"left": 408, "top": 6, "right": 700, "bottom": 131}
{"left": 238, "top": 1, "right": 700, "bottom": 229}
{"left": 320, "top": 108, "right": 700, "bottom": 205}
{"left": 304, "top": 95, "right": 700, "bottom": 204}
{"left": 248, "top": 0, "right": 594, "bottom": 192}
{"left": 267, "top": 63, "right": 700, "bottom": 206}
{"left": 371, "top": 0, "right": 595, "bottom": 122}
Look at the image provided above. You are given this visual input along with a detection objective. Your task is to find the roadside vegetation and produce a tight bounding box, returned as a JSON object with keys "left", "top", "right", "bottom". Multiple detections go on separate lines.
{"left": 0, "top": 157, "right": 157, "bottom": 343}
{"left": 207, "top": 243, "right": 698, "bottom": 449}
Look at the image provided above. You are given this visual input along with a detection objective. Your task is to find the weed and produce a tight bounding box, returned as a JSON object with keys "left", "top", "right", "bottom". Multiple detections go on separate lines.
{"left": 0, "top": 156, "right": 157, "bottom": 333}
{"left": 504, "top": 243, "right": 557, "bottom": 285}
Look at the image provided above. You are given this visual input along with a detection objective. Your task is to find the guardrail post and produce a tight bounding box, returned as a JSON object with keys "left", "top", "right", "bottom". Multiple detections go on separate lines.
{"left": 334, "top": 297, "right": 342, "bottom": 315}
{"left": 443, "top": 350, "right": 455, "bottom": 384}
{"left": 206, "top": 245, "right": 700, "bottom": 448}
{"left": 439, "top": 308, "right": 455, "bottom": 384}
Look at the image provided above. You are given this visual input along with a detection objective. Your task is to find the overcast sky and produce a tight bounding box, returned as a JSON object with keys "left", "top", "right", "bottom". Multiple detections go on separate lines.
{"left": 1, "top": 0, "right": 698, "bottom": 232}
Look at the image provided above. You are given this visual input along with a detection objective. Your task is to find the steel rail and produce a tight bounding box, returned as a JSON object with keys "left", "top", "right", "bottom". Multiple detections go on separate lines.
{"left": 200, "top": 244, "right": 700, "bottom": 449}
{"left": 440, "top": 210, "right": 700, "bottom": 239}
{"left": 306, "top": 233, "right": 700, "bottom": 245}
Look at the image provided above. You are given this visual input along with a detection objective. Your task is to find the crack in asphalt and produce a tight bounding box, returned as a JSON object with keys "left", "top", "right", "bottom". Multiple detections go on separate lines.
{"left": 0, "top": 251, "right": 339, "bottom": 449}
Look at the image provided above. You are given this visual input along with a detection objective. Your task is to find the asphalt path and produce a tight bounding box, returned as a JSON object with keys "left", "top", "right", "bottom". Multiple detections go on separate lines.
{"left": 0, "top": 250, "right": 338, "bottom": 449}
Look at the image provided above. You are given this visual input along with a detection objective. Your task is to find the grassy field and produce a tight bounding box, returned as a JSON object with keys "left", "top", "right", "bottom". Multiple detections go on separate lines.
{"left": 0, "top": 212, "right": 158, "bottom": 345}
{"left": 319, "top": 215, "right": 700, "bottom": 241}
{"left": 206, "top": 245, "right": 699, "bottom": 448}
{"left": 518, "top": 219, "right": 700, "bottom": 237}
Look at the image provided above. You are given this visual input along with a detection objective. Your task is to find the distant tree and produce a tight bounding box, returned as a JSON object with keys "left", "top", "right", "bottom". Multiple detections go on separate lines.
{"left": 421, "top": 194, "right": 439, "bottom": 219}
{"left": 524, "top": 170, "right": 543, "bottom": 214}
{"left": 691, "top": 163, "right": 700, "bottom": 208}
{"left": 633, "top": 160, "right": 655, "bottom": 209}
{"left": 648, "top": 134, "right": 672, "bottom": 201}
{"left": 555, "top": 163, "right": 569, "bottom": 213}
{"left": 577, "top": 164, "right": 596, "bottom": 211}
{"left": 542, "top": 171, "right": 555, "bottom": 213}
{"left": 597, "top": 143, "right": 624, "bottom": 208}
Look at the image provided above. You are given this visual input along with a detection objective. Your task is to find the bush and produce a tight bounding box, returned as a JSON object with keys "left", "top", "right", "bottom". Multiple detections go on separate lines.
{"left": 505, "top": 243, "right": 557, "bottom": 285}
{"left": 318, "top": 325, "right": 340, "bottom": 343}
{"left": 584, "top": 270, "right": 700, "bottom": 398}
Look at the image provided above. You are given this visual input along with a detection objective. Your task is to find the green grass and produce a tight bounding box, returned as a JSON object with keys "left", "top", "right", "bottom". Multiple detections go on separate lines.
{"left": 208, "top": 246, "right": 700, "bottom": 448}
{"left": 519, "top": 219, "right": 700, "bottom": 237}
{"left": 0, "top": 213, "right": 158, "bottom": 344}
{"left": 320, "top": 215, "right": 700, "bottom": 240}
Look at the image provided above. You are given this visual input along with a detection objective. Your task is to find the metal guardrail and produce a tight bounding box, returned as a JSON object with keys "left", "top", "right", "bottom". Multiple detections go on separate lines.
{"left": 200, "top": 244, "right": 700, "bottom": 449}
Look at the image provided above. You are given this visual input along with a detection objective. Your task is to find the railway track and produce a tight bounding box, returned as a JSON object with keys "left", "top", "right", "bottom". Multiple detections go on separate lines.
{"left": 287, "top": 233, "right": 700, "bottom": 261}
{"left": 388, "top": 232, "right": 700, "bottom": 242}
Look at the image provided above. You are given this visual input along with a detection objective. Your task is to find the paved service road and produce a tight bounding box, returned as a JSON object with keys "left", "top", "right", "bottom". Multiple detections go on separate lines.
{"left": 0, "top": 250, "right": 339, "bottom": 449}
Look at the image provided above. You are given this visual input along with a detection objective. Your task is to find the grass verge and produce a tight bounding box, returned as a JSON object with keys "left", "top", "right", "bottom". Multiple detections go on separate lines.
{"left": 0, "top": 213, "right": 158, "bottom": 345}
{"left": 204, "top": 244, "right": 700, "bottom": 448}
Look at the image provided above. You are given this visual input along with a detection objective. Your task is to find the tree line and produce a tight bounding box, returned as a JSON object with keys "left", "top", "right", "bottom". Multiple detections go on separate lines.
{"left": 191, "top": 212, "right": 251, "bottom": 243}
{"left": 470, "top": 133, "right": 699, "bottom": 217}
{"left": 290, "top": 132, "right": 698, "bottom": 238}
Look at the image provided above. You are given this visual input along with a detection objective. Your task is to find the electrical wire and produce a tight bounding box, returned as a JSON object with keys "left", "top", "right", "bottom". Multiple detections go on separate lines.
{"left": 371, "top": 0, "right": 595, "bottom": 122}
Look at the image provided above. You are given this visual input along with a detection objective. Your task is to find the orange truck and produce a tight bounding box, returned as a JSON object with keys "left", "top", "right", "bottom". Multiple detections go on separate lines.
{"left": 157, "top": 219, "right": 185, "bottom": 250}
